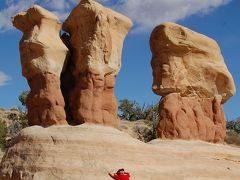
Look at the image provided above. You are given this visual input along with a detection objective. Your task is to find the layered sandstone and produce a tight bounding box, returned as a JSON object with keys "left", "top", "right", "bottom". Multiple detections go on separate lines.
{"left": 12, "top": 5, "right": 69, "bottom": 126}
{"left": 150, "top": 22, "right": 236, "bottom": 142}
{"left": 1, "top": 125, "right": 240, "bottom": 180}
{"left": 150, "top": 22, "right": 235, "bottom": 103}
{"left": 158, "top": 93, "right": 226, "bottom": 143}
{"left": 62, "top": 0, "right": 132, "bottom": 126}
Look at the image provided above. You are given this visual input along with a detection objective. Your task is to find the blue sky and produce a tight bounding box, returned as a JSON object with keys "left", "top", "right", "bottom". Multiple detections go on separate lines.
{"left": 0, "top": 0, "right": 239, "bottom": 120}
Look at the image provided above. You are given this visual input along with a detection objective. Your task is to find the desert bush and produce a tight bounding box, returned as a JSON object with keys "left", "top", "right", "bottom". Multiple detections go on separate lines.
{"left": 19, "top": 112, "right": 28, "bottom": 129}
{"left": 118, "top": 99, "right": 159, "bottom": 122}
{"left": 225, "top": 130, "right": 240, "bottom": 146}
{"left": 8, "top": 111, "right": 28, "bottom": 139}
{"left": 226, "top": 119, "right": 240, "bottom": 134}
{"left": 134, "top": 122, "right": 157, "bottom": 142}
{"left": 143, "top": 103, "right": 159, "bottom": 133}
{"left": 225, "top": 119, "right": 240, "bottom": 146}
{"left": 18, "top": 90, "right": 29, "bottom": 107}
{"left": 0, "top": 121, "right": 7, "bottom": 150}
{"left": 7, "top": 112, "right": 19, "bottom": 121}
{"left": 17, "top": 91, "right": 29, "bottom": 130}
{"left": 0, "top": 91, "right": 29, "bottom": 150}
{"left": 118, "top": 99, "right": 159, "bottom": 141}
{"left": 5, "top": 91, "right": 29, "bottom": 143}
{"left": 118, "top": 99, "right": 144, "bottom": 121}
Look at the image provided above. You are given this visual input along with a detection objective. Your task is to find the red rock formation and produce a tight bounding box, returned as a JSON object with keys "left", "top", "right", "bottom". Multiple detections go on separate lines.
{"left": 27, "top": 73, "right": 67, "bottom": 126}
{"left": 68, "top": 73, "right": 117, "bottom": 126}
{"left": 150, "top": 22, "right": 236, "bottom": 142}
{"left": 62, "top": 0, "right": 132, "bottom": 126}
{"left": 158, "top": 93, "right": 226, "bottom": 143}
{"left": 12, "top": 1, "right": 132, "bottom": 127}
{"left": 12, "top": 5, "right": 69, "bottom": 127}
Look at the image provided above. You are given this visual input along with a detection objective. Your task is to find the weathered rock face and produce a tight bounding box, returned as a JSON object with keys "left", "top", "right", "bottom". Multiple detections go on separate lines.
{"left": 12, "top": 1, "right": 132, "bottom": 127}
{"left": 150, "top": 22, "right": 235, "bottom": 103}
{"left": 1, "top": 125, "right": 240, "bottom": 180}
{"left": 27, "top": 73, "right": 67, "bottom": 126}
{"left": 62, "top": 0, "right": 132, "bottom": 126}
{"left": 67, "top": 73, "right": 118, "bottom": 126}
{"left": 150, "top": 22, "right": 236, "bottom": 142}
{"left": 12, "top": 5, "right": 69, "bottom": 126}
{"left": 158, "top": 93, "right": 226, "bottom": 143}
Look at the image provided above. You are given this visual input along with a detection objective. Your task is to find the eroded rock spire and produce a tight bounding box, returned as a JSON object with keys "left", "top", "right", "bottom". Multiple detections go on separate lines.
{"left": 12, "top": 5, "right": 69, "bottom": 126}
{"left": 62, "top": 0, "right": 133, "bottom": 126}
{"left": 150, "top": 22, "right": 236, "bottom": 143}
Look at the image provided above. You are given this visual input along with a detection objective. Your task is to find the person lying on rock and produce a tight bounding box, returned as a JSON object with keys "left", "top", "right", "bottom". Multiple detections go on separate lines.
{"left": 108, "top": 168, "right": 130, "bottom": 180}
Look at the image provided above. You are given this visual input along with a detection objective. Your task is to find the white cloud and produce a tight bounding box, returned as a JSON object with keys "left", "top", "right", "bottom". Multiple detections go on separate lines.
{"left": 0, "top": 72, "right": 10, "bottom": 86}
{"left": 0, "top": 0, "right": 232, "bottom": 33}
{"left": 111, "top": 0, "right": 232, "bottom": 32}
{"left": 46, "top": 0, "right": 67, "bottom": 11}
{"left": 0, "top": 0, "right": 76, "bottom": 32}
{"left": 0, "top": 0, "right": 36, "bottom": 32}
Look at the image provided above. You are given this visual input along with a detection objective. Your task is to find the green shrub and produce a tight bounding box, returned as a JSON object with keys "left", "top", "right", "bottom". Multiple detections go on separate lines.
{"left": 18, "top": 91, "right": 29, "bottom": 107}
{"left": 118, "top": 99, "right": 143, "bottom": 121}
{"left": 0, "top": 121, "right": 7, "bottom": 150}
{"left": 8, "top": 112, "right": 28, "bottom": 139}
{"left": 7, "top": 112, "right": 19, "bottom": 121}
{"left": 134, "top": 124, "right": 157, "bottom": 142}
{"left": 19, "top": 112, "right": 28, "bottom": 129}
{"left": 118, "top": 99, "right": 159, "bottom": 141}
{"left": 118, "top": 99, "right": 159, "bottom": 122}
{"left": 225, "top": 130, "right": 240, "bottom": 146}
{"left": 7, "top": 90, "right": 29, "bottom": 138}
{"left": 227, "top": 119, "right": 240, "bottom": 134}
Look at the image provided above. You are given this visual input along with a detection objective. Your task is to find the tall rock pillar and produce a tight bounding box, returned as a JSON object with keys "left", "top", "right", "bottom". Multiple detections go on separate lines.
{"left": 150, "top": 22, "right": 236, "bottom": 143}
{"left": 12, "top": 5, "right": 69, "bottom": 126}
{"left": 62, "top": 0, "right": 132, "bottom": 127}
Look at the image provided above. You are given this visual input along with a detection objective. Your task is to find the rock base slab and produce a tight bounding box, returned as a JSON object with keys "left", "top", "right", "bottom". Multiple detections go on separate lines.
{"left": 1, "top": 125, "right": 240, "bottom": 180}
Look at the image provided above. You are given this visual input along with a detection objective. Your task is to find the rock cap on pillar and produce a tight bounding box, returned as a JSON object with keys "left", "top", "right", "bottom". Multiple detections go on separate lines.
{"left": 62, "top": 0, "right": 133, "bottom": 76}
{"left": 150, "top": 22, "right": 235, "bottom": 103}
{"left": 12, "top": 5, "right": 69, "bottom": 78}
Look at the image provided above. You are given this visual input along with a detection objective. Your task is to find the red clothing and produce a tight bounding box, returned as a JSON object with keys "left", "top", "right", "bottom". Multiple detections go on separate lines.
{"left": 113, "top": 173, "right": 130, "bottom": 180}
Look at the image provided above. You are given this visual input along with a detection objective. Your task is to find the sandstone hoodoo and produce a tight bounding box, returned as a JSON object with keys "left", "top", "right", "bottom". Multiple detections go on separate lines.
{"left": 12, "top": 0, "right": 132, "bottom": 128}
{"left": 150, "top": 22, "right": 236, "bottom": 142}
{"left": 62, "top": 0, "right": 133, "bottom": 127}
{"left": 1, "top": 1, "right": 240, "bottom": 180}
{"left": 12, "top": 5, "right": 69, "bottom": 127}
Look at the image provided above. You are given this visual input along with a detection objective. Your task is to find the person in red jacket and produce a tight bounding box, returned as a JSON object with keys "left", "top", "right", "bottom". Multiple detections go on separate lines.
{"left": 108, "top": 168, "right": 130, "bottom": 180}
